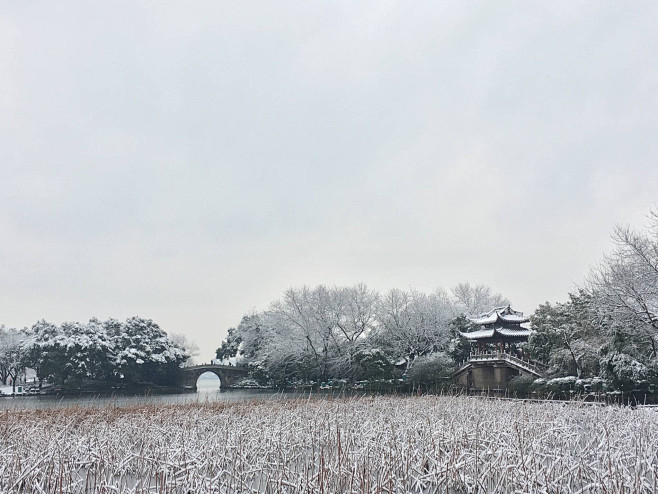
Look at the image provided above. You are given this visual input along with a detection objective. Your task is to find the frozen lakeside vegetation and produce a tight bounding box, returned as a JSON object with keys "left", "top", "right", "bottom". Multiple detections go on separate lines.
{"left": 1, "top": 395, "right": 657, "bottom": 493}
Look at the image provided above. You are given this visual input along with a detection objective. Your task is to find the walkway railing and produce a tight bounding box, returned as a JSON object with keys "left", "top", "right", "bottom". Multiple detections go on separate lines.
{"left": 456, "top": 352, "right": 545, "bottom": 377}
{"left": 181, "top": 363, "right": 247, "bottom": 372}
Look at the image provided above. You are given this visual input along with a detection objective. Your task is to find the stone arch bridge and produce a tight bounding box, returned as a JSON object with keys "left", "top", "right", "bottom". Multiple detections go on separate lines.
{"left": 179, "top": 364, "right": 248, "bottom": 390}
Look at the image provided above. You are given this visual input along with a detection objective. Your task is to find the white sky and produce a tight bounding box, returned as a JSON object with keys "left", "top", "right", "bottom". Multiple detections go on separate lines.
{"left": 1, "top": 1, "right": 657, "bottom": 357}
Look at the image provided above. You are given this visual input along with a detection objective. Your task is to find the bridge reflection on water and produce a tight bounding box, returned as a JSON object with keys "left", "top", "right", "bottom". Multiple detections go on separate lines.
{"left": 196, "top": 371, "right": 221, "bottom": 392}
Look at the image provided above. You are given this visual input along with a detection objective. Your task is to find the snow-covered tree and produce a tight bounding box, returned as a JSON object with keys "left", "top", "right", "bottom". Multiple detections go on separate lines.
{"left": 447, "top": 315, "right": 474, "bottom": 363}
{"left": 215, "top": 326, "right": 242, "bottom": 362}
{"left": 21, "top": 317, "right": 188, "bottom": 387}
{"left": 376, "top": 288, "right": 453, "bottom": 370}
{"left": 528, "top": 293, "right": 600, "bottom": 378}
{"left": 23, "top": 319, "right": 114, "bottom": 385}
{"left": 233, "top": 314, "right": 266, "bottom": 360}
{"left": 22, "top": 320, "right": 65, "bottom": 387}
{"left": 276, "top": 286, "right": 334, "bottom": 380}
{"left": 588, "top": 209, "right": 658, "bottom": 358}
{"left": 62, "top": 319, "right": 115, "bottom": 383}
{"left": 451, "top": 282, "right": 510, "bottom": 317}
{"left": 218, "top": 283, "right": 511, "bottom": 385}
{"left": 238, "top": 310, "right": 314, "bottom": 385}
{"left": 326, "top": 284, "right": 380, "bottom": 377}
{"left": 111, "top": 317, "right": 188, "bottom": 384}
{"left": 169, "top": 333, "right": 200, "bottom": 366}
{"left": 264, "top": 284, "right": 381, "bottom": 381}
{"left": 227, "top": 285, "right": 382, "bottom": 384}
{"left": 0, "top": 326, "right": 27, "bottom": 392}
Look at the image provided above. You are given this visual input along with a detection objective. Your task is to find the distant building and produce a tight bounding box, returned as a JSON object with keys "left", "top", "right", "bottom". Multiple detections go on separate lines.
{"left": 453, "top": 306, "right": 545, "bottom": 390}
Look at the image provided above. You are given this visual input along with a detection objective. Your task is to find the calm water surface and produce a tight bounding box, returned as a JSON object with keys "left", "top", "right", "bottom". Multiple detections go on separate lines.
{"left": 0, "top": 377, "right": 298, "bottom": 411}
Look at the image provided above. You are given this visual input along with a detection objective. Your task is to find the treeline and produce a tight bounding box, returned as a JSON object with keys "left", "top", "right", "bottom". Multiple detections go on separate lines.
{"left": 218, "top": 208, "right": 658, "bottom": 394}
{"left": 216, "top": 282, "right": 508, "bottom": 387}
{"left": 526, "top": 209, "right": 658, "bottom": 394}
{"left": 0, "top": 317, "right": 189, "bottom": 391}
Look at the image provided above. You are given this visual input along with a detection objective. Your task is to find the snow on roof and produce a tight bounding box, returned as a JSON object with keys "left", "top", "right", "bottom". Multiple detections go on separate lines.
{"left": 460, "top": 326, "right": 532, "bottom": 340}
{"left": 497, "top": 328, "right": 532, "bottom": 337}
{"left": 468, "top": 305, "right": 530, "bottom": 326}
{"left": 461, "top": 328, "right": 495, "bottom": 340}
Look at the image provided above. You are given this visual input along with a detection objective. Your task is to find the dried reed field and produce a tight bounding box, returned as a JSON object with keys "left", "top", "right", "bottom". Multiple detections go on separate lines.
{"left": 1, "top": 395, "right": 656, "bottom": 493}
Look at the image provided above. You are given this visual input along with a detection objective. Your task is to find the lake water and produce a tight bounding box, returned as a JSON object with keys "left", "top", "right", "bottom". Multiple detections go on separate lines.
{"left": 0, "top": 374, "right": 297, "bottom": 411}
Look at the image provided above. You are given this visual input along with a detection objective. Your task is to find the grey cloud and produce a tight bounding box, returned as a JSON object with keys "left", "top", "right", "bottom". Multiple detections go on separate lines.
{"left": 1, "top": 1, "right": 657, "bottom": 353}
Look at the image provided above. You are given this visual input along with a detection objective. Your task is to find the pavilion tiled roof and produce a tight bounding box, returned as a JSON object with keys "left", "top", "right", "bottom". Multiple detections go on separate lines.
{"left": 468, "top": 305, "right": 530, "bottom": 326}
{"left": 461, "top": 327, "right": 533, "bottom": 341}
{"left": 460, "top": 305, "right": 532, "bottom": 341}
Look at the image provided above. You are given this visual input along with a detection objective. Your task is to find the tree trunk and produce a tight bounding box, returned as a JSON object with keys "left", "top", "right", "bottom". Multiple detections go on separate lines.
{"left": 564, "top": 337, "right": 582, "bottom": 378}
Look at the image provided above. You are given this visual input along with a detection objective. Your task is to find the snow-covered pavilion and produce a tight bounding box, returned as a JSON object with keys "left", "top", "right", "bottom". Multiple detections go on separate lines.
{"left": 462, "top": 305, "right": 532, "bottom": 355}
{"left": 453, "top": 306, "right": 544, "bottom": 391}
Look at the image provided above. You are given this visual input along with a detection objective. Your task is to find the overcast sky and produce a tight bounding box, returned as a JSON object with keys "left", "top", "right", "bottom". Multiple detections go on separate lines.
{"left": 1, "top": 1, "right": 657, "bottom": 357}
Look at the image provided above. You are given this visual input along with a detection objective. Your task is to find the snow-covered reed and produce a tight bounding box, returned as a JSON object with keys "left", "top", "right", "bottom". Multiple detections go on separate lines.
{"left": 1, "top": 395, "right": 656, "bottom": 493}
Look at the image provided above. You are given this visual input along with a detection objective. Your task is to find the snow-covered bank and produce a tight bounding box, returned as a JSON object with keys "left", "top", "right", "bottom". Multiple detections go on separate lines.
{"left": 1, "top": 395, "right": 656, "bottom": 493}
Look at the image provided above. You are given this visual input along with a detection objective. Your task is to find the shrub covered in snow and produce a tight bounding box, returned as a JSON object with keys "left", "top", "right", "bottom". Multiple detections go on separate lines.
{"left": 507, "top": 375, "right": 535, "bottom": 396}
{"left": 599, "top": 351, "right": 651, "bottom": 392}
{"left": 405, "top": 352, "right": 453, "bottom": 386}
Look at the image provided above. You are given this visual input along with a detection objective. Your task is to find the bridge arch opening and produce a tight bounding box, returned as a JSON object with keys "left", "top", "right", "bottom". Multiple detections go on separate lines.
{"left": 196, "top": 371, "right": 221, "bottom": 392}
